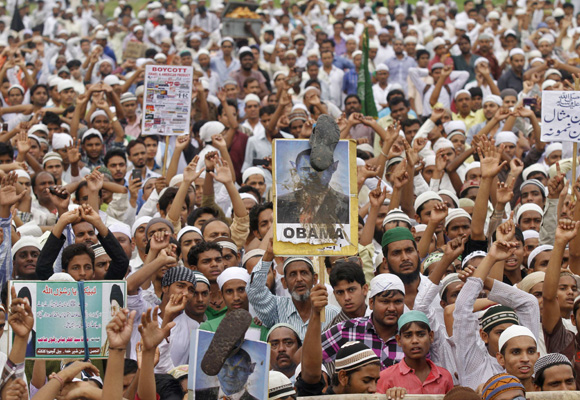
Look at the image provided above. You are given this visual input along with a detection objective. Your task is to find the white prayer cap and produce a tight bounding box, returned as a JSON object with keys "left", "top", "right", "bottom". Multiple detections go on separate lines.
{"left": 81, "top": 128, "right": 103, "bottom": 143}
{"left": 423, "top": 155, "right": 436, "bottom": 167}
{"left": 42, "top": 152, "right": 62, "bottom": 166}
{"left": 368, "top": 40, "right": 379, "bottom": 49}
{"left": 528, "top": 244, "right": 553, "bottom": 268}
{"left": 509, "top": 48, "right": 525, "bottom": 58}
{"left": 217, "top": 267, "right": 250, "bottom": 290}
{"left": 523, "top": 230, "right": 540, "bottom": 241}
{"left": 444, "top": 120, "right": 466, "bottom": 134}
{"left": 487, "top": 10, "right": 500, "bottom": 20}
{"left": 306, "top": 48, "right": 319, "bottom": 58}
{"left": 444, "top": 208, "right": 472, "bottom": 227}
{"left": 176, "top": 226, "right": 202, "bottom": 243}
{"left": 262, "top": 44, "right": 275, "bottom": 54}
{"left": 376, "top": 63, "right": 389, "bottom": 72}
{"left": 8, "top": 84, "right": 24, "bottom": 94}
{"left": 394, "top": 7, "right": 405, "bottom": 15}
{"left": 220, "top": 36, "right": 234, "bottom": 45}
{"left": 240, "top": 193, "right": 258, "bottom": 205}
{"left": 12, "top": 237, "right": 41, "bottom": 256}
{"left": 109, "top": 222, "right": 131, "bottom": 239}
{"left": 414, "top": 224, "right": 427, "bottom": 233}
{"left": 474, "top": 57, "right": 489, "bottom": 67}
{"left": 199, "top": 121, "right": 225, "bottom": 143}
{"left": 90, "top": 110, "right": 108, "bottom": 123}
{"left": 51, "top": 133, "right": 72, "bottom": 150}
{"left": 285, "top": 49, "right": 297, "bottom": 57}
{"left": 138, "top": 10, "right": 148, "bottom": 18}
{"left": 244, "top": 94, "right": 260, "bottom": 106}
{"left": 431, "top": 37, "right": 445, "bottom": 49}
{"left": 217, "top": 239, "right": 238, "bottom": 254}
{"left": 28, "top": 123, "right": 48, "bottom": 136}
{"left": 433, "top": 138, "right": 453, "bottom": 152}
{"left": 370, "top": 274, "right": 405, "bottom": 298}
{"left": 461, "top": 251, "right": 487, "bottom": 270}
{"left": 403, "top": 36, "right": 417, "bottom": 44}
{"left": 95, "top": 30, "right": 108, "bottom": 40}
{"left": 414, "top": 191, "right": 442, "bottom": 213}
{"left": 242, "top": 167, "right": 266, "bottom": 183}
{"left": 57, "top": 79, "right": 74, "bottom": 93}
{"left": 465, "top": 162, "right": 481, "bottom": 175}
{"left": 382, "top": 209, "right": 411, "bottom": 227}
{"left": 522, "top": 164, "right": 548, "bottom": 181}
{"left": 238, "top": 46, "right": 253, "bottom": 58}
{"left": 498, "top": 325, "right": 536, "bottom": 353}
{"left": 518, "top": 271, "right": 545, "bottom": 293}
{"left": 439, "top": 273, "right": 461, "bottom": 298}
{"left": 483, "top": 94, "right": 502, "bottom": 107}
{"left": 515, "top": 8, "right": 526, "bottom": 15}
{"left": 448, "top": 131, "right": 465, "bottom": 140}
{"left": 545, "top": 142, "right": 562, "bottom": 158}
{"left": 132, "top": 216, "right": 152, "bottom": 237}
{"left": 133, "top": 25, "right": 144, "bottom": 33}
{"left": 352, "top": 50, "right": 362, "bottom": 58}
{"left": 454, "top": 89, "right": 471, "bottom": 100}
{"left": 344, "top": 21, "right": 355, "bottom": 28}
{"left": 494, "top": 131, "right": 518, "bottom": 146}
{"left": 515, "top": 203, "right": 544, "bottom": 223}
{"left": 542, "top": 79, "right": 557, "bottom": 90}
{"left": 455, "top": 21, "right": 468, "bottom": 31}
{"left": 14, "top": 169, "right": 30, "bottom": 181}
{"left": 553, "top": 7, "right": 565, "bottom": 17}
{"left": 241, "top": 249, "right": 265, "bottom": 267}
{"left": 438, "top": 190, "right": 459, "bottom": 207}
{"left": 104, "top": 75, "right": 120, "bottom": 86}
{"left": 538, "top": 34, "right": 554, "bottom": 44}
{"left": 283, "top": 257, "right": 314, "bottom": 271}
{"left": 48, "top": 272, "right": 76, "bottom": 282}
{"left": 544, "top": 68, "right": 562, "bottom": 79}
{"left": 529, "top": 56, "right": 544, "bottom": 66}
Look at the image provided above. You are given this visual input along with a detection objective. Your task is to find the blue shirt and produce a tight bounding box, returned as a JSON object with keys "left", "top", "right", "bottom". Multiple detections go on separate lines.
{"left": 210, "top": 56, "right": 241, "bottom": 85}
{"left": 385, "top": 55, "right": 417, "bottom": 93}
{"left": 342, "top": 69, "right": 359, "bottom": 95}
{"left": 333, "top": 56, "right": 354, "bottom": 71}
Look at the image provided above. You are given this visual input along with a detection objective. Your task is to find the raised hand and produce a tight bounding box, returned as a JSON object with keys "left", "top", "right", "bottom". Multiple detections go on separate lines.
{"left": 429, "top": 202, "right": 448, "bottom": 225}
{"left": 54, "top": 361, "right": 100, "bottom": 384}
{"left": 183, "top": 155, "right": 202, "bottom": 183}
{"left": 368, "top": 182, "right": 388, "bottom": 208}
{"left": 496, "top": 216, "right": 515, "bottom": 241}
{"left": 391, "top": 159, "right": 409, "bottom": 189}
{"left": 413, "top": 137, "right": 427, "bottom": 153}
{"left": 430, "top": 107, "right": 445, "bottom": 122}
{"left": 204, "top": 151, "right": 218, "bottom": 171}
{"left": 435, "top": 148, "right": 449, "bottom": 172}
{"left": 175, "top": 135, "right": 190, "bottom": 152}
{"left": 509, "top": 158, "right": 524, "bottom": 177}
{"left": 79, "top": 203, "right": 102, "bottom": 227}
{"left": 16, "top": 130, "right": 31, "bottom": 154}
{"left": 9, "top": 286, "right": 34, "bottom": 339}
{"left": 150, "top": 231, "right": 171, "bottom": 252}
{"left": 138, "top": 307, "right": 175, "bottom": 351}
{"left": 164, "top": 293, "right": 187, "bottom": 317}
{"left": 444, "top": 235, "right": 467, "bottom": 260}
{"left": 310, "top": 284, "right": 328, "bottom": 314}
{"left": 548, "top": 163, "right": 565, "bottom": 200}
{"left": 155, "top": 176, "right": 167, "bottom": 194}
{"left": 0, "top": 172, "right": 27, "bottom": 207}
{"left": 86, "top": 169, "right": 104, "bottom": 192}
{"left": 58, "top": 208, "right": 82, "bottom": 226}
{"left": 106, "top": 309, "right": 136, "bottom": 349}
{"left": 496, "top": 180, "right": 514, "bottom": 205}
{"left": 216, "top": 87, "right": 227, "bottom": 103}
{"left": 1, "top": 378, "right": 28, "bottom": 400}
{"left": 46, "top": 185, "right": 70, "bottom": 212}
{"left": 488, "top": 240, "right": 519, "bottom": 261}
{"left": 385, "top": 387, "right": 407, "bottom": 400}
{"left": 478, "top": 139, "right": 507, "bottom": 178}
{"left": 211, "top": 134, "right": 227, "bottom": 151}
{"left": 209, "top": 158, "right": 233, "bottom": 184}
{"left": 128, "top": 177, "right": 142, "bottom": 200}
{"left": 357, "top": 163, "right": 379, "bottom": 180}
{"left": 555, "top": 219, "right": 580, "bottom": 245}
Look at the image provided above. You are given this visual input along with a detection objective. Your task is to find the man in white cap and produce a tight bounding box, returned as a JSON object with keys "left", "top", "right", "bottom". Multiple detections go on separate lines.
{"left": 496, "top": 325, "right": 539, "bottom": 392}
{"left": 80, "top": 128, "right": 104, "bottom": 168}
{"left": 466, "top": 94, "right": 503, "bottom": 145}
{"left": 241, "top": 94, "right": 263, "bottom": 135}
{"left": 230, "top": 47, "right": 267, "bottom": 99}
{"left": 452, "top": 89, "right": 478, "bottom": 130}
{"left": 11, "top": 237, "right": 41, "bottom": 280}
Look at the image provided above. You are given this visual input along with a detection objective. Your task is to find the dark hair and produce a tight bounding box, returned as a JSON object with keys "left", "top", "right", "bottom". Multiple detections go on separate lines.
{"left": 389, "top": 96, "right": 409, "bottom": 109}
{"left": 243, "top": 77, "right": 258, "bottom": 88}
{"left": 158, "top": 186, "right": 191, "bottom": 213}
{"left": 110, "top": 284, "right": 124, "bottom": 307}
{"left": 66, "top": 60, "right": 82, "bottom": 69}
{"left": 126, "top": 139, "right": 145, "bottom": 157}
{"left": 155, "top": 374, "right": 185, "bottom": 400}
{"left": 62, "top": 244, "right": 95, "bottom": 272}
{"left": 17, "top": 286, "right": 32, "bottom": 304}
{"left": 30, "top": 84, "right": 49, "bottom": 96}
{"left": 306, "top": 60, "right": 319, "bottom": 69}
{"left": 304, "top": 78, "right": 321, "bottom": 89}
{"left": 458, "top": 34, "right": 471, "bottom": 44}
{"left": 187, "top": 241, "right": 223, "bottom": 267}
{"left": 238, "top": 186, "right": 261, "bottom": 202}
{"left": 145, "top": 48, "right": 157, "bottom": 59}
{"left": 142, "top": 134, "right": 160, "bottom": 143}
{"left": 187, "top": 206, "right": 219, "bottom": 226}
{"left": 386, "top": 89, "right": 405, "bottom": 104}
{"left": 249, "top": 202, "right": 273, "bottom": 233}
{"left": 416, "top": 49, "right": 429, "bottom": 60}
{"left": 329, "top": 262, "right": 366, "bottom": 288}
{"left": 0, "top": 142, "right": 13, "bottom": 159}
{"left": 42, "top": 112, "right": 61, "bottom": 126}
{"left": 344, "top": 94, "right": 361, "bottom": 106}
{"left": 217, "top": 99, "right": 238, "bottom": 116}
{"left": 104, "top": 148, "right": 127, "bottom": 167}
{"left": 124, "top": 359, "right": 138, "bottom": 376}
{"left": 399, "top": 320, "right": 431, "bottom": 334}
{"left": 402, "top": 118, "right": 421, "bottom": 131}
{"left": 260, "top": 105, "right": 276, "bottom": 117}
{"left": 321, "top": 39, "right": 335, "bottom": 48}
{"left": 469, "top": 87, "right": 483, "bottom": 98}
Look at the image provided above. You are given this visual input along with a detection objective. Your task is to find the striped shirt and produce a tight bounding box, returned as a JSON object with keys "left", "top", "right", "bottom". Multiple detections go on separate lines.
{"left": 247, "top": 260, "right": 340, "bottom": 341}
{"left": 321, "top": 315, "right": 404, "bottom": 370}
{"left": 0, "top": 217, "right": 12, "bottom": 287}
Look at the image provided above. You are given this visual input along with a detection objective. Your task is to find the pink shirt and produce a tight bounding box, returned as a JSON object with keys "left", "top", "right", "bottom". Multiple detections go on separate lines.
{"left": 377, "top": 358, "right": 454, "bottom": 395}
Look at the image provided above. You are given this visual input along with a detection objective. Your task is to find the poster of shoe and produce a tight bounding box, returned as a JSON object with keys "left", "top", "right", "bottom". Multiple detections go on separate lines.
{"left": 272, "top": 138, "right": 358, "bottom": 256}
{"left": 188, "top": 330, "right": 269, "bottom": 400}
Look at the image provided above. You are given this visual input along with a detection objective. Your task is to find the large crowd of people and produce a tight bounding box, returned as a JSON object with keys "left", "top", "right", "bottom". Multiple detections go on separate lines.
{"left": 0, "top": 0, "right": 579, "bottom": 399}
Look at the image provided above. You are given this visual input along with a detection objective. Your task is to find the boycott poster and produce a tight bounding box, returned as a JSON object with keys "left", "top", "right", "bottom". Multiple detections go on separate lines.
{"left": 273, "top": 139, "right": 358, "bottom": 256}
{"left": 142, "top": 65, "right": 194, "bottom": 136}
{"left": 188, "top": 330, "right": 269, "bottom": 400}
{"left": 541, "top": 90, "right": 580, "bottom": 142}
{"left": 9, "top": 280, "right": 126, "bottom": 359}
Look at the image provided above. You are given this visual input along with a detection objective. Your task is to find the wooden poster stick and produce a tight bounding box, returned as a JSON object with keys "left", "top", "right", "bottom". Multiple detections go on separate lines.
{"left": 318, "top": 256, "right": 326, "bottom": 322}
{"left": 162, "top": 136, "right": 170, "bottom": 175}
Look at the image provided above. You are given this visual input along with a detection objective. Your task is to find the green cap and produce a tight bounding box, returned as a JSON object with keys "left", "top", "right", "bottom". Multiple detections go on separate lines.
{"left": 381, "top": 227, "right": 415, "bottom": 248}
{"left": 397, "top": 310, "right": 430, "bottom": 331}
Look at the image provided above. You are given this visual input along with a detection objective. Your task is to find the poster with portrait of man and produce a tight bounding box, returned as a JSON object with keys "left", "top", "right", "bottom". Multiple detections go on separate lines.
{"left": 188, "top": 330, "right": 269, "bottom": 400}
{"left": 273, "top": 139, "right": 358, "bottom": 256}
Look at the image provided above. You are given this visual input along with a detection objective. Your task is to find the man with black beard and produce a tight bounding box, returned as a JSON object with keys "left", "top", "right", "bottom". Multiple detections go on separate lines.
{"left": 376, "top": 227, "right": 440, "bottom": 310}
{"left": 229, "top": 47, "right": 268, "bottom": 99}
